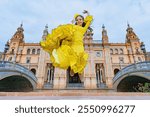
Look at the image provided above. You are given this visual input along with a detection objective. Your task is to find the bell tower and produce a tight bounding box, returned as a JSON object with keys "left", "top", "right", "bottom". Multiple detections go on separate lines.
{"left": 10, "top": 23, "right": 24, "bottom": 43}
{"left": 42, "top": 24, "right": 49, "bottom": 40}
{"left": 8, "top": 23, "right": 24, "bottom": 56}
{"left": 125, "top": 23, "right": 143, "bottom": 62}
{"left": 102, "top": 24, "right": 108, "bottom": 44}
{"left": 126, "top": 23, "right": 139, "bottom": 43}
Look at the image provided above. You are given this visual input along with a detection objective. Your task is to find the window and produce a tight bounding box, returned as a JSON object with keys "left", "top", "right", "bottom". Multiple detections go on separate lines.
{"left": 37, "top": 49, "right": 40, "bottom": 54}
{"left": 27, "top": 49, "right": 30, "bottom": 54}
{"left": 26, "top": 57, "right": 31, "bottom": 63}
{"left": 95, "top": 63, "right": 106, "bottom": 88}
{"left": 115, "top": 49, "right": 118, "bottom": 54}
{"left": 110, "top": 49, "right": 113, "bottom": 54}
{"left": 114, "top": 68, "right": 119, "bottom": 75}
{"left": 46, "top": 63, "right": 54, "bottom": 85}
{"left": 119, "top": 57, "right": 124, "bottom": 64}
{"left": 8, "top": 57, "right": 12, "bottom": 61}
{"left": 138, "top": 57, "right": 142, "bottom": 62}
{"left": 32, "top": 49, "right": 35, "bottom": 54}
{"left": 120, "top": 49, "right": 124, "bottom": 54}
{"left": 136, "top": 48, "right": 140, "bottom": 54}
{"left": 31, "top": 68, "right": 36, "bottom": 75}
{"left": 12, "top": 49, "right": 14, "bottom": 54}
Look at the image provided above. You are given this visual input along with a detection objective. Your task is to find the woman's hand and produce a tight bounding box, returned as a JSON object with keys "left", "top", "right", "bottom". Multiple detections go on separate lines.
{"left": 83, "top": 10, "right": 89, "bottom": 16}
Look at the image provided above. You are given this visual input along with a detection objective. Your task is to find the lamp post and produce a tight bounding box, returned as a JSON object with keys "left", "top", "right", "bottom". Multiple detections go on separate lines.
{"left": 3, "top": 41, "right": 9, "bottom": 61}
{"left": 140, "top": 42, "right": 147, "bottom": 61}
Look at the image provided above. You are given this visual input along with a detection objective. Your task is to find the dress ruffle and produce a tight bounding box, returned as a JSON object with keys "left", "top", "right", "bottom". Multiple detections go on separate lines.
{"left": 40, "top": 15, "right": 93, "bottom": 74}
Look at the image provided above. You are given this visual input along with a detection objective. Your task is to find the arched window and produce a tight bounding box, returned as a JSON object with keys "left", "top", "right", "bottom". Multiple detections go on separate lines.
{"left": 114, "top": 68, "right": 119, "bottom": 75}
{"left": 45, "top": 63, "right": 55, "bottom": 86}
{"left": 12, "top": 49, "right": 14, "bottom": 54}
{"left": 119, "top": 57, "right": 124, "bottom": 64}
{"left": 32, "top": 49, "right": 35, "bottom": 54}
{"left": 136, "top": 48, "right": 140, "bottom": 54}
{"left": 95, "top": 63, "right": 106, "bottom": 88}
{"left": 138, "top": 57, "right": 142, "bottom": 62}
{"left": 37, "top": 49, "right": 40, "bottom": 54}
{"left": 26, "top": 57, "right": 31, "bottom": 63}
{"left": 115, "top": 49, "right": 118, "bottom": 54}
{"left": 27, "top": 49, "right": 30, "bottom": 54}
{"left": 8, "top": 57, "right": 12, "bottom": 61}
{"left": 110, "top": 49, "right": 113, "bottom": 54}
{"left": 120, "top": 49, "right": 124, "bottom": 54}
{"left": 31, "top": 68, "right": 36, "bottom": 75}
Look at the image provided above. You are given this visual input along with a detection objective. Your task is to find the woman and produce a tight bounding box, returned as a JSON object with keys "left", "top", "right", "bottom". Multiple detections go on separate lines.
{"left": 40, "top": 10, "right": 93, "bottom": 74}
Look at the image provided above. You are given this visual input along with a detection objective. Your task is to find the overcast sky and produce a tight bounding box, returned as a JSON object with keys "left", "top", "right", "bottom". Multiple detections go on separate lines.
{"left": 0, "top": 0, "right": 150, "bottom": 52}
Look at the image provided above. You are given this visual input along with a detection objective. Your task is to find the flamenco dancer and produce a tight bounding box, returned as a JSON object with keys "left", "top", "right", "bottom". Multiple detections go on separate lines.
{"left": 40, "top": 10, "right": 93, "bottom": 77}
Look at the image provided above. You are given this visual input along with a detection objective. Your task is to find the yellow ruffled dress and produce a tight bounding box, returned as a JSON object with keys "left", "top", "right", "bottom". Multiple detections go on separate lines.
{"left": 40, "top": 15, "right": 93, "bottom": 74}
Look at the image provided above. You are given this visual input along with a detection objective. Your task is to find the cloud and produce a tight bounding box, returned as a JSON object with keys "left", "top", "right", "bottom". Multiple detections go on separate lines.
{"left": 0, "top": 0, "right": 150, "bottom": 52}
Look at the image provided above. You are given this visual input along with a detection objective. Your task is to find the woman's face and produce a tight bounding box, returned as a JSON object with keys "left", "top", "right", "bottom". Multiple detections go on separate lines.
{"left": 76, "top": 16, "right": 84, "bottom": 26}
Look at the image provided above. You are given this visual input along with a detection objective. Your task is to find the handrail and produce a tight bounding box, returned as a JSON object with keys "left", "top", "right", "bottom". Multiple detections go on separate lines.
{"left": 113, "top": 61, "right": 150, "bottom": 82}
{"left": 0, "top": 61, "right": 37, "bottom": 82}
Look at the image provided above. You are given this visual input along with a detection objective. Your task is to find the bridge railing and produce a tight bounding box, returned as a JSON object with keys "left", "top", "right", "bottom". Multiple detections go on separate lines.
{"left": 113, "top": 61, "right": 150, "bottom": 82}
{"left": 0, "top": 61, "right": 37, "bottom": 82}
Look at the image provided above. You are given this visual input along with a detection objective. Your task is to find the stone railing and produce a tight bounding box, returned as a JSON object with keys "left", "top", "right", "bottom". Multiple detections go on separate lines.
{"left": 113, "top": 61, "right": 150, "bottom": 82}
{"left": 0, "top": 61, "right": 37, "bottom": 82}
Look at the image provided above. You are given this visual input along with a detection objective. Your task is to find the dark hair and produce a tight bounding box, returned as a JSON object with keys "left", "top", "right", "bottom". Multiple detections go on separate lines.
{"left": 75, "top": 15, "right": 86, "bottom": 27}
{"left": 75, "top": 15, "right": 93, "bottom": 31}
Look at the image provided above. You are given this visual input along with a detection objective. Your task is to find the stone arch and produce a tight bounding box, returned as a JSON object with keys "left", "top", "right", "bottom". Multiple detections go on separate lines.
{"left": 0, "top": 75, "right": 33, "bottom": 92}
{"left": 116, "top": 75, "right": 150, "bottom": 92}
{"left": 0, "top": 61, "right": 37, "bottom": 91}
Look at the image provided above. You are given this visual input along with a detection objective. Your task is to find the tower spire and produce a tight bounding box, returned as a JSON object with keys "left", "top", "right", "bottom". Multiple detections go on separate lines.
{"left": 126, "top": 24, "right": 139, "bottom": 43}
{"left": 42, "top": 24, "right": 49, "bottom": 40}
{"left": 10, "top": 23, "right": 24, "bottom": 43}
{"left": 102, "top": 24, "right": 108, "bottom": 44}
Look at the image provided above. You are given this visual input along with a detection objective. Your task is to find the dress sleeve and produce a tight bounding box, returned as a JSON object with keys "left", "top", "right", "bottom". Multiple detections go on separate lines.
{"left": 83, "top": 15, "right": 93, "bottom": 33}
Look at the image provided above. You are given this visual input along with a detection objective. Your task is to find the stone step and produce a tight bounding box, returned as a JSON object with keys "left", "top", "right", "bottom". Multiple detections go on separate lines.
{"left": 0, "top": 89, "right": 150, "bottom": 96}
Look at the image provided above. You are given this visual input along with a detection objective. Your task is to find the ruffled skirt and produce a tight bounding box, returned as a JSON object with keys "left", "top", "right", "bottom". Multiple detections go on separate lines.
{"left": 40, "top": 24, "right": 88, "bottom": 74}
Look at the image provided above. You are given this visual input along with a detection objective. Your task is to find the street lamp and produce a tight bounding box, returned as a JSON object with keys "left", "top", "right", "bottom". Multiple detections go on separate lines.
{"left": 3, "top": 41, "right": 9, "bottom": 61}
{"left": 140, "top": 42, "right": 147, "bottom": 61}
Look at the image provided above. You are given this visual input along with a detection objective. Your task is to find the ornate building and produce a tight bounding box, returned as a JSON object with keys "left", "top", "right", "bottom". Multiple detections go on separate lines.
{"left": 1, "top": 23, "right": 147, "bottom": 91}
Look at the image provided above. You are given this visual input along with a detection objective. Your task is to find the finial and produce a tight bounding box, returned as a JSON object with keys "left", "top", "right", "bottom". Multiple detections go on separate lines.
{"left": 45, "top": 24, "right": 48, "bottom": 29}
{"left": 102, "top": 24, "right": 105, "bottom": 29}
{"left": 21, "top": 21, "right": 23, "bottom": 27}
{"left": 127, "top": 21, "right": 130, "bottom": 28}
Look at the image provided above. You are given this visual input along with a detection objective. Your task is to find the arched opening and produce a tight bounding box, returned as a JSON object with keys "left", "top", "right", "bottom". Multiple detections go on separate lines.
{"left": 43, "top": 63, "right": 54, "bottom": 89}
{"left": 0, "top": 76, "right": 33, "bottom": 92}
{"left": 117, "top": 76, "right": 150, "bottom": 92}
{"left": 110, "top": 49, "right": 113, "bottom": 54}
{"left": 67, "top": 67, "right": 81, "bottom": 83}
{"left": 120, "top": 48, "right": 124, "bottom": 54}
{"left": 27, "top": 49, "right": 30, "bottom": 54}
{"left": 31, "top": 68, "right": 36, "bottom": 75}
{"left": 115, "top": 49, "right": 118, "bottom": 54}
{"left": 37, "top": 49, "right": 40, "bottom": 54}
{"left": 95, "top": 63, "right": 106, "bottom": 88}
{"left": 32, "top": 49, "right": 35, "bottom": 54}
{"left": 114, "top": 68, "right": 120, "bottom": 75}
{"left": 67, "top": 67, "right": 83, "bottom": 88}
